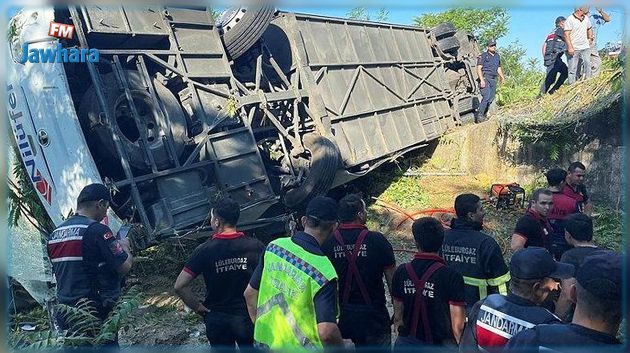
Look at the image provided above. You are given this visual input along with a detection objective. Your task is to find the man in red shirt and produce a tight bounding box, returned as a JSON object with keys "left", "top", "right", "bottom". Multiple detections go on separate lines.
{"left": 546, "top": 168, "right": 580, "bottom": 260}
{"left": 563, "top": 161, "right": 591, "bottom": 215}
{"left": 174, "top": 198, "right": 265, "bottom": 348}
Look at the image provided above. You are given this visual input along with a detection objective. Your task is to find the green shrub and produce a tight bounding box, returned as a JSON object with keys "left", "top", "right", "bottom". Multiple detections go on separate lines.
{"left": 496, "top": 41, "right": 545, "bottom": 106}
{"left": 10, "top": 288, "right": 140, "bottom": 349}
{"left": 592, "top": 206, "right": 623, "bottom": 252}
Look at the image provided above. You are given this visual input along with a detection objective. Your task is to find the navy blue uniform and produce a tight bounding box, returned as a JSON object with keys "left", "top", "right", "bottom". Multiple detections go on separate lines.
{"left": 48, "top": 214, "right": 128, "bottom": 317}
{"left": 505, "top": 323, "right": 621, "bottom": 352}
{"left": 460, "top": 293, "right": 560, "bottom": 353}
{"left": 440, "top": 219, "right": 510, "bottom": 310}
{"left": 476, "top": 51, "right": 501, "bottom": 122}
{"left": 542, "top": 27, "right": 568, "bottom": 94}
{"left": 557, "top": 246, "right": 604, "bottom": 322}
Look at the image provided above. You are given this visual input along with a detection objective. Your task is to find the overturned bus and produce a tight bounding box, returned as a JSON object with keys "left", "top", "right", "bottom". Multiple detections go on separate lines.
{"left": 7, "top": 5, "right": 480, "bottom": 250}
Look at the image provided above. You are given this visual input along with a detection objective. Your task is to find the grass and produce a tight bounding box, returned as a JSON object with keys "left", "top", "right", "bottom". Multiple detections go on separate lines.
{"left": 360, "top": 166, "right": 527, "bottom": 262}
{"left": 357, "top": 163, "right": 430, "bottom": 211}
{"left": 137, "top": 303, "right": 181, "bottom": 327}
{"left": 482, "top": 204, "right": 523, "bottom": 261}
{"left": 592, "top": 206, "right": 624, "bottom": 252}
{"left": 9, "top": 306, "right": 51, "bottom": 347}
{"left": 361, "top": 163, "right": 624, "bottom": 263}
{"left": 378, "top": 175, "right": 430, "bottom": 210}
{"left": 499, "top": 58, "right": 623, "bottom": 127}
{"left": 9, "top": 306, "right": 49, "bottom": 331}
{"left": 497, "top": 70, "right": 545, "bottom": 107}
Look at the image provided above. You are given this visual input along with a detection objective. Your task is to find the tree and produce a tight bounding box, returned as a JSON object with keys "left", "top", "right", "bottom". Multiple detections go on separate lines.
{"left": 413, "top": 7, "right": 509, "bottom": 45}
{"left": 495, "top": 41, "right": 545, "bottom": 106}
{"left": 498, "top": 40, "right": 527, "bottom": 78}
{"left": 376, "top": 8, "right": 389, "bottom": 22}
{"left": 7, "top": 144, "right": 55, "bottom": 234}
{"left": 209, "top": 8, "right": 221, "bottom": 23}
{"left": 10, "top": 291, "right": 140, "bottom": 349}
{"left": 346, "top": 7, "right": 389, "bottom": 22}
{"left": 347, "top": 7, "right": 370, "bottom": 21}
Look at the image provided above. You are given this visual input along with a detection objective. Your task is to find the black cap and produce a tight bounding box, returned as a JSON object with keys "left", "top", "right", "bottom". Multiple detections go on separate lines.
{"left": 77, "top": 183, "right": 112, "bottom": 204}
{"left": 556, "top": 16, "right": 566, "bottom": 25}
{"left": 510, "top": 247, "right": 575, "bottom": 280}
{"left": 487, "top": 39, "right": 497, "bottom": 46}
{"left": 306, "top": 196, "right": 338, "bottom": 222}
{"left": 577, "top": 251, "right": 622, "bottom": 301}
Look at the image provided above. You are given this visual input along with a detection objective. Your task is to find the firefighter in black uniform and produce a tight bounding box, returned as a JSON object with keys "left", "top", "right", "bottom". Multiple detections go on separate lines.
{"left": 459, "top": 247, "right": 573, "bottom": 353}
{"left": 48, "top": 183, "right": 133, "bottom": 346}
{"left": 511, "top": 188, "right": 554, "bottom": 252}
{"left": 174, "top": 198, "right": 265, "bottom": 348}
{"left": 392, "top": 217, "right": 466, "bottom": 349}
{"left": 507, "top": 251, "right": 623, "bottom": 351}
{"left": 322, "top": 194, "right": 396, "bottom": 348}
{"left": 441, "top": 194, "right": 510, "bottom": 311}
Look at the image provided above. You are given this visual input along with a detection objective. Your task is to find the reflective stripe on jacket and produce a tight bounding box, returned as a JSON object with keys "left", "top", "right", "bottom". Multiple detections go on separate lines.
{"left": 254, "top": 237, "right": 338, "bottom": 350}
{"left": 460, "top": 294, "right": 561, "bottom": 352}
{"left": 441, "top": 219, "right": 510, "bottom": 307}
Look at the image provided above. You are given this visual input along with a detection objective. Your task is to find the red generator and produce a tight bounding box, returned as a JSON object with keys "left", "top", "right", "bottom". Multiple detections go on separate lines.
{"left": 490, "top": 183, "right": 526, "bottom": 209}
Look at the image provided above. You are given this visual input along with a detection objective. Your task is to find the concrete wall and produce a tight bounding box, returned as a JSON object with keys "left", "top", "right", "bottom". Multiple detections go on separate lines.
{"left": 428, "top": 99, "right": 623, "bottom": 208}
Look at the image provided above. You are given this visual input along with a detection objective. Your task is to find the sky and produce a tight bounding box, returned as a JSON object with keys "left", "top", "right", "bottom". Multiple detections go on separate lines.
{"left": 283, "top": 2, "right": 626, "bottom": 68}
{"left": 4, "top": 1, "right": 626, "bottom": 68}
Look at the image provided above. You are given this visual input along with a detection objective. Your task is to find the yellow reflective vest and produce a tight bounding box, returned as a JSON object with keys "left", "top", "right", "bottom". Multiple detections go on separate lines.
{"left": 254, "top": 237, "right": 338, "bottom": 350}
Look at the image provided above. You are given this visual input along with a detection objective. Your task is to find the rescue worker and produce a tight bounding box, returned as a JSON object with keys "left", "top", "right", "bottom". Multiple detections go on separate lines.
{"left": 507, "top": 251, "right": 623, "bottom": 351}
{"left": 243, "top": 196, "right": 343, "bottom": 349}
{"left": 546, "top": 168, "right": 580, "bottom": 260}
{"left": 541, "top": 16, "right": 568, "bottom": 95}
{"left": 555, "top": 213, "right": 604, "bottom": 322}
{"left": 459, "top": 247, "right": 571, "bottom": 353}
{"left": 511, "top": 189, "right": 554, "bottom": 252}
{"left": 322, "top": 194, "right": 396, "bottom": 348}
{"left": 48, "top": 183, "right": 133, "bottom": 346}
{"left": 174, "top": 198, "right": 264, "bottom": 348}
{"left": 393, "top": 217, "right": 466, "bottom": 348}
{"left": 563, "top": 161, "right": 591, "bottom": 215}
{"left": 475, "top": 39, "right": 506, "bottom": 123}
{"left": 441, "top": 194, "right": 510, "bottom": 311}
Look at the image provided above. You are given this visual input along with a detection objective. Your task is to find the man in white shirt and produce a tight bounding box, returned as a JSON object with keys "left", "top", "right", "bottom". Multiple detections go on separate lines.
{"left": 564, "top": 6, "right": 594, "bottom": 84}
